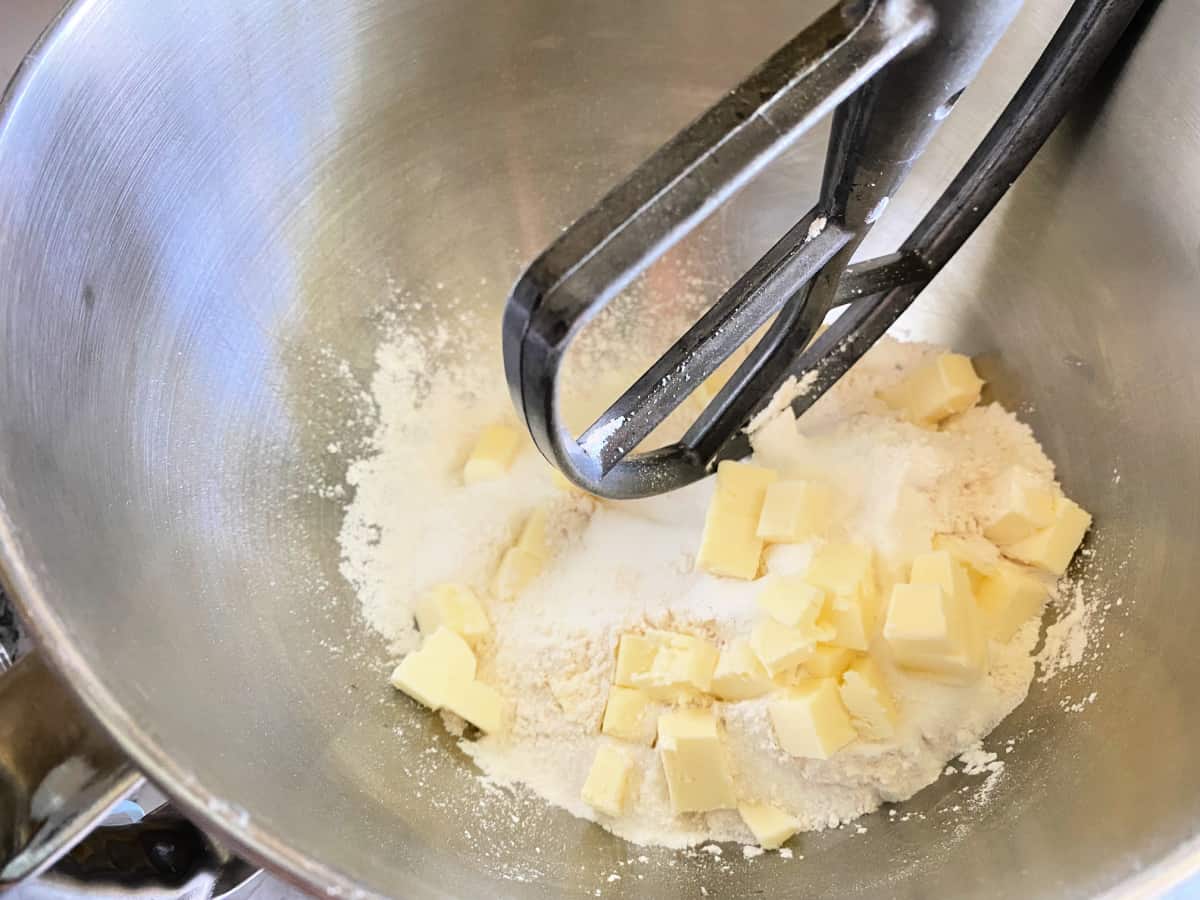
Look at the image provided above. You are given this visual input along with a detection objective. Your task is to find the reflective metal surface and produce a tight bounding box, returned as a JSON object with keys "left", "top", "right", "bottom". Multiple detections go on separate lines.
{"left": 0, "top": 0, "right": 1197, "bottom": 897}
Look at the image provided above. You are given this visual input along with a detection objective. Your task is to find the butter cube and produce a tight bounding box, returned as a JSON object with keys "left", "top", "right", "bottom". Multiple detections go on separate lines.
{"left": 1004, "top": 496, "right": 1092, "bottom": 575}
{"left": 632, "top": 631, "right": 719, "bottom": 701}
{"left": 879, "top": 352, "right": 984, "bottom": 426}
{"left": 756, "top": 480, "right": 833, "bottom": 543}
{"left": 711, "top": 639, "right": 775, "bottom": 701}
{"left": 444, "top": 679, "right": 509, "bottom": 735}
{"left": 463, "top": 424, "right": 522, "bottom": 483}
{"left": 757, "top": 575, "right": 830, "bottom": 631}
{"left": 581, "top": 745, "right": 636, "bottom": 817}
{"left": 976, "top": 562, "right": 1048, "bottom": 642}
{"left": 806, "top": 542, "right": 878, "bottom": 651}
{"left": 984, "top": 468, "right": 1058, "bottom": 545}
{"left": 696, "top": 461, "right": 778, "bottom": 580}
{"left": 389, "top": 627, "right": 477, "bottom": 710}
{"left": 932, "top": 533, "right": 1001, "bottom": 592}
{"left": 657, "top": 708, "right": 737, "bottom": 813}
{"left": 909, "top": 550, "right": 974, "bottom": 605}
{"left": 883, "top": 583, "right": 986, "bottom": 684}
{"left": 750, "top": 620, "right": 818, "bottom": 676}
{"left": 415, "top": 583, "right": 491, "bottom": 643}
{"left": 601, "top": 685, "right": 653, "bottom": 744}
{"left": 493, "top": 547, "right": 542, "bottom": 601}
{"left": 493, "top": 510, "right": 550, "bottom": 601}
{"left": 769, "top": 679, "right": 857, "bottom": 759}
{"left": 738, "top": 803, "right": 800, "bottom": 850}
{"left": 804, "top": 644, "right": 857, "bottom": 678}
{"left": 613, "top": 633, "right": 659, "bottom": 687}
{"left": 838, "top": 656, "right": 899, "bottom": 740}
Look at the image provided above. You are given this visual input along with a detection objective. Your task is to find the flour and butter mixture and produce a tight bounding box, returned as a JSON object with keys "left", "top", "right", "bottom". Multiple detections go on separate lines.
{"left": 339, "top": 333, "right": 1092, "bottom": 851}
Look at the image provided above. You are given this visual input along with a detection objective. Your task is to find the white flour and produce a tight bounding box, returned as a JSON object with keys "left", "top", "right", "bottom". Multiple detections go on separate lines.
{"left": 338, "top": 329, "right": 1091, "bottom": 850}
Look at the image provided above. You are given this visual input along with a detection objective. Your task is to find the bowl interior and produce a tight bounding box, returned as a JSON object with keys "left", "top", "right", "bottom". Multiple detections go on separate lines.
{"left": 1, "top": 0, "right": 1198, "bottom": 896}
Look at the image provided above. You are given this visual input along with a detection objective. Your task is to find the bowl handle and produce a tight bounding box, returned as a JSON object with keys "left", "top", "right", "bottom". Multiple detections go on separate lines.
{"left": 0, "top": 651, "right": 256, "bottom": 897}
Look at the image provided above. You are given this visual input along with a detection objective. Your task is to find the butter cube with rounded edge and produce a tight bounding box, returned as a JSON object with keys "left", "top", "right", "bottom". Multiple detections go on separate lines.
{"left": 696, "top": 461, "right": 778, "bottom": 580}
{"left": 806, "top": 543, "right": 878, "bottom": 651}
{"left": 879, "top": 353, "right": 984, "bottom": 426}
{"left": 632, "top": 631, "right": 719, "bottom": 701}
{"left": 657, "top": 709, "right": 737, "bottom": 813}
{"left": 711, "top": 639, "right": 775, "bottom": 701}
{"left": 613, "top": 634, "right": 659, "bottom": 687}
{"left": 581, "top": 745, "right": 636, "bottom": 817}
{"left": 804, "top": 644, "right": 857, "bottom": 678}
{"left": 933, "top": 533, "right": 1001, "bottom": 592}
{"left": 838, "top": 656, "right": 899, "bottom": 740}
{"left": 463, "top": 424, "right": 522, "bottom": 483}
{"left": 444, "top": 679, "right": 508, "bottom": 735}
{"left": 739, "top": 803, "right": 800, "bottom": 850}
{"left": 909, "top": 549, "right": 974, "bottom": 604}
{"left": 750, "top": 620, "right": 818, "bottom": 676}
{"left": 415, "top": 583, "right": 491, "bottom": 643}
{"left": 389, "top": 627, "right": 477, "bottom": 710}
{"left": 769, "top": 679, "right": 857, "bottom": 759}
{"left": 883, "top": 583, "right": 986, "bottom": 684}
{"left": 976, "top": 562, "right": 1048, "bottom": 642}
{"left": 984, "top": 468, "right": 1058, "bottom": 545}
{"left": 493, "top": 510, "right": 551, "bottom": 601}
{"left": 756, "top": 480, "right": 833, "bottom": 543}
{"left": 1004, "top": 496, "right": 1092, "bottom": 575}
{"left": 601, "top": 685, "right": 653, "bottom": 744}
{"left": 757, "top": 575, "right": 830, "bottom": 631}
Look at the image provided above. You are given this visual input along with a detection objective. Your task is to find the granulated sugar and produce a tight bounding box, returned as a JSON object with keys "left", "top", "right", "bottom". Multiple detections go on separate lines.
{"left": 339, "top": 328, "right": 1092, "bottom": 850}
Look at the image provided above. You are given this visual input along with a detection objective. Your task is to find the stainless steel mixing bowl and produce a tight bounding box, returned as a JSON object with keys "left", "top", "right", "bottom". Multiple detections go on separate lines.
{"left": 0, "top": 0, "right": 1197, "bottom": 896}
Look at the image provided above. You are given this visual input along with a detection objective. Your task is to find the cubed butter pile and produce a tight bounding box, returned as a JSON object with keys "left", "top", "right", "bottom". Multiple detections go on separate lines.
{"left": 392, "top": 417, "right": 1095, "bottom": 852}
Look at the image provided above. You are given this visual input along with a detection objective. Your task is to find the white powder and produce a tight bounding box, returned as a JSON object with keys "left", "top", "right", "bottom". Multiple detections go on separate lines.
{"left": 339, "top": 330, "right": 1088, "bottom": 850}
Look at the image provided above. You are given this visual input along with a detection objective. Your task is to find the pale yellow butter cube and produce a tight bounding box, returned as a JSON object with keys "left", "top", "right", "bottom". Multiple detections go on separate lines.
{"left": 738, "top": 803, "right": 800, "bottom": 850}
{"left": 1004, "top": 496, "right": 1092, "bottom": 575}
{"left": 492, "top": 510, "right": 551, "bottom": 601}
{"left": 883, "top": 583, "right": 986, "bottom": 684}
{"left": 696, "top": 461, "right": 778, "bottom": 580}
{"left": 984, "top": 468, "right": 1058, "bottom": 545}
{"left": 932, "top": 533, "right": 1001, "bottom": 592}
{"left": 806, "top": 543, "right": 878, "bottom": 651}
{"left": 804, "top": 644, "right": 857, "bottom": 678}
{"left": 389, "top": 627, "right": 477, "bottom": 710}
{"left": 756, "top": 480, "right": 833, "bottom": 543}
{"left": 632, "top": 631, "right": 719, "bottom": 701}
{"left": 757, "top": 575, "right": 829, "bottom": 631}
{"left": 415, "top": 583, "right": 491, "bottom": 643}
{"left": 581, "top": 745, "right": 636, "bottom": 817}
{"left": 711, "top": 639, "right": 775, "bottom": 701}
{"left": 601, "top": 685, "right": 653, "bottom": 744}
{"left": 976, "top": 562, "right": 1048, "bottom": 642}
{"left": 878, "top": 352, "right": 984, "bottom": 426}
{"left": 444, "top": 679, "right": 509, "bottom": 735}
{"left": 657, "top": 708, "right": 737, "bottom": 813}
{"left": 825, "top": 595, "right": 874, "bottom": 652}
{"left": 909, "top": 550, "right": 974, "bottom": 604}
{"left": 838, "top": 656, "right": 899, "bottom": 740}
{"left": 492, "top": 547, "right": 542, "bottom": 601}
{"left": 750, "top": 620, "right": 818, "bottom": 676}
{"left": 613, "top": 633, "right": 659, "bottom": 687}
{"left": 768, "top": 679, "right": 857, "bottom": 759}
{"left": 807, "top": 542, "right": 876, "bottom": 599}
{"left": 463, "top": 424, "right": 522, "bottom": 483}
